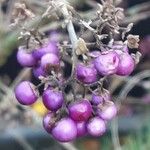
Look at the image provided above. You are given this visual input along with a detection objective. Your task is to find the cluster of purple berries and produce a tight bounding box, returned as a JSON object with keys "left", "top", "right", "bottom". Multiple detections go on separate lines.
{"left": 15, "top": 39, "right": 136, "bottom": 142}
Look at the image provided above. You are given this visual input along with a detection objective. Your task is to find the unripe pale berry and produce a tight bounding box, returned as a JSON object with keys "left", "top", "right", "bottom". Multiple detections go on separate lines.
{"left": 87, "top": 117, "right": 106, "bottom": 137}
{"left": 76, "top": 63, "right": 98, "bottom": 84}
{"left": 15, "top": 81, "right": 38, "bottom": 105}
{"left": 68, "top": 99, "right": 92, "bottom": 121}
{"left": 42, "top": 89, "right": 64, "bottom": 111}
{"left": 17, "top": 47, "right": 36, "bottom": 67}
{"left": 51, "top": 118, "right": 77, "bottom": 142}
{"left": 94, "top": 51, "right": 119, "bottom": 76}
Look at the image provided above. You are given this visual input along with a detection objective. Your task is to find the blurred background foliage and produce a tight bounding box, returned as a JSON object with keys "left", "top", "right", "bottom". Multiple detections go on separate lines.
{"left": 0, "top": 0, "right": 150, "bottom": 150}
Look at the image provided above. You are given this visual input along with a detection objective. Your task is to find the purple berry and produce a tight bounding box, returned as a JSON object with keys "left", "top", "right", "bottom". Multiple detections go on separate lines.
{"left": 32, "top": 42, "right": 59, "bottom": 60}
{"left": 94, "top": 51, "right": 119, "bottom": 76}
{"left": 42, "top": 89, "right": 64, "bottom": 111}
{"left": 68, "top": 99, "right": 92, "bottom": 121}
{"left": 15, "top": 81, "right": 38, "bottom": 105}
{"left": 97, "top": 102, "right": 117, "bottom": 120}
{"left": 41, "top": 53, "right": 60, "bottom": 72}
{"left": 76, "top": 121, "right": 87, "bottom": 137}
{"left": 116, "top": 52, "right": 135, "bottom": 76}
{"left": 91, "top": 89, "right": 111, "bottom": 105}
{"left": 33, "top": 64, "right": 46, "bottom": 78}
{"left": 17, "top": 47, "right": 36, "bottom": 67}
{"left": 43, "top": 112, "right": 56, "bottom": 133}
{"left": 92, "top": 93, "right": 103, "bottom": 105}
{"left": 76, "top": 63, "right": 98, "bottom": 84}
{"left": 87, "top": 117, "right": 106, "bottom": 137}
{"left": 51, "top": 117, "right": 77, "bottom": 142}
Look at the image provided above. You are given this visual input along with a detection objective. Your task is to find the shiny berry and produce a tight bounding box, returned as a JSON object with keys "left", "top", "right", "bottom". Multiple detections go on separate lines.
{"left": 42, "top": 89, "right": 64, "bottom": 111}
{"left": 68, "top": 99, "right": 92, "bottom": 121}
{"left": 97, "top": 101, "right": 117, "bottom": 120}
{"left": 17, "top": 47, "right": 36, "bottom": 67}
{"left": 41, "top": 53, "right": 60, "bottom": 72}
{"left": 33, "top": 64, "right": 46, "bottom": 78}
{"left": 87, "top": 117, "right": 106, "bottom": 137}
{"left": 94, "top": 51, "right": 119, "bottom": 76}
{"left": 43, "top": 112, "right": 56, "bottom": 133}
{"left": 116, "top": 52, "right": 135, "bottom": 76}
{"left": 76, "top": 121, "right": 87, "bottom": 137}
{"left": 76, "top": 63, "right": 98, "bottom": 84}
{"left": 15, "top": 81, "right": 38, "bottom": 105}
{"left": 91, "top": 89, "right": 111, "bottom": 105}
{"left": 32, "top": 42, "right": 59, "bottom": 60}
{"left": 51, "top": 118, "right": 77, "bottom": 142}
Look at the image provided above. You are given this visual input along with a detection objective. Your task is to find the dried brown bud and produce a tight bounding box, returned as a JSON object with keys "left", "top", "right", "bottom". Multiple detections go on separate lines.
{"left": 127, "top": 34, "right": 140, "bottom": 49}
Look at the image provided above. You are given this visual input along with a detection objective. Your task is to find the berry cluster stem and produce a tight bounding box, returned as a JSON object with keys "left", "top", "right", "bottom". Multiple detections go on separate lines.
{"left": 61, "top": 2, "right": 78, "bottom": 76}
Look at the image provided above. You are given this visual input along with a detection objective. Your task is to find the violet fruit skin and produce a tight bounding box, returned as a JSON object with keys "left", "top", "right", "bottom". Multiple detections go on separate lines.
{"left": 51, "top": 118, "right": 77, "bottom": 142}
{"left": 15, "top": 81, "right": 38, "bottom": 105}
{"left": 116, "top": 51, "right": 135, "bottom": 76}
{"left": 94, "top": 51, "right": 119, "bottom": 76}
{"left": 76, "top": 63, "right": 98, "bottom": 84}
{"left": 87, "top": 117, "right": 106, "bottom": 137}
{"left": 68, "top": 99, "right": 92, "bottom": 122}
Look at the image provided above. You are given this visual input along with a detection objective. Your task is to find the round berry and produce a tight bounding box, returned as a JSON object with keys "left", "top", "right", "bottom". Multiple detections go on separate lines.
{"left": 91, "top": 89, "right": 111, "bottom": 105}
{"left": 51, "top": 118, "right": 77, "bottom": 142}
{"left": 42, "top": 89, "right": 64, "bottom": 111}
{"left": 43, "top": 112, "right": 56, "bottom": 133}
{"left": 87, "top": 117, "right": 106, "bottom": 137}
{"left": 15, "top": 81, "right": 38, "bottom": 105}
{"left": 76, "top": 121, "right": 87, "bottom": 137}
{"left": 97, "top": 102, "right": 117, "bottom": 120}
{"left": 68, "top": 99, "right": 92, "bottom": 121}
{"left": 116, "top": 52, "right": 135, "bottom": 76}
{"left": 32, "top": 42, "right": 59, "bottom": 60}
{"left": 33, "top": 64, "right": 46, "bottom": 79}
{"left": 41, "top": 53, "right": 60, "bottom": 72}
{"left": 76, "top": 63, "right": 98, "bottom": 84}
{"left": 94, "top": 51, "right": 119, "bottom": 76}
{"left": 17, "top": 47, "right": 36, "bottom": 67}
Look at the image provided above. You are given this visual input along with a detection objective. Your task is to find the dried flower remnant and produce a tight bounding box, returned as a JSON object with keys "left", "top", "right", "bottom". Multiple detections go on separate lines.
{"left": 127, "top": 34, "right": 140, "bottom": 49}
{"left": 75, "top": 38, "right": 89, "bottom": 55}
